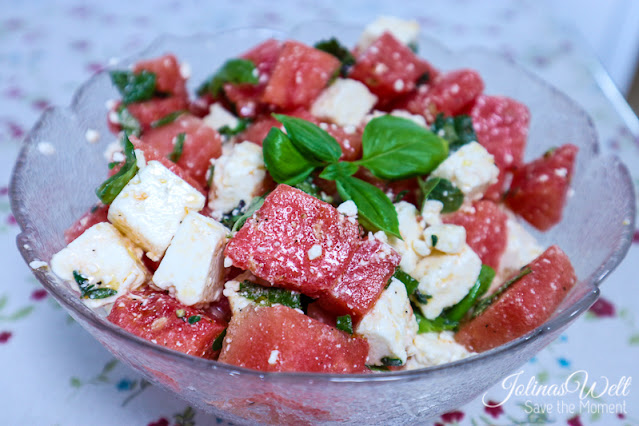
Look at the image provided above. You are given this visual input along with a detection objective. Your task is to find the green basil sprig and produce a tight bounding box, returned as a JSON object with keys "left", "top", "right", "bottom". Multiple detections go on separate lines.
{"left": 414, "top": 311, "right": 458, "bottom": 333}
{"left": 419, "top": 177, "right": 464, "bottom": 213}
{"left": 444, "top": 264, "right": 495, "bottom": 322}
{"left": 116, "top": 106, "right": 141, "bottom": 137}
{"left": 472, "top": 266, "right": 532, "bottom": 318}
{"left": 96, "top": 134, "right": 139, "bottom": 204}
{"left": 110, "top": 70, "right": 157, "bottom": 105}
{"left": 151, "top": 110, "right": 186, "bottom": 128}
{"left": 273, "top": 114, "right": 342, "bottom": 164}
{"left": 392, "top": 268, "right": 420, "bottom": 296}
{"left": 197, "top": 58, "right": 258, "bottom": 97}
{"left": 168, "top": 132, "right": 186, "bottom": 163}
{"left": 263, "top": 128, "right": 316, "bottom": 185}
{"left": 431, "top": 113, "right": 477, "bottom": 152}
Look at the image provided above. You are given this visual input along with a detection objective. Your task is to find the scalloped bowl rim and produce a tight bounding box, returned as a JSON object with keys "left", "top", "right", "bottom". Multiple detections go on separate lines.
{"left": 9, "top": 22, "right": 636, "bottom": 385}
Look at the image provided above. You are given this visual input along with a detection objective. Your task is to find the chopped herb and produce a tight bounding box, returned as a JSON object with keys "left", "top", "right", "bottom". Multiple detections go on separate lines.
{"left": 294, "top": 175, "right": 333, "bottom": 204}
{"left": 431, "top": 113, "right": 477, "bottom": 152}
{"left": 443, "top": 264, "right": 495, "bottom": 322}
{"left": 73, "top": 270, "right": 117, "bottom": 300}
{"left": 407, "top": 41, "right": 419, "bottom": 53}
{"left": 393, "top": 190, "right": 409, "bottom": 203}
{"left": 414, "top": 311, "right": 458, "bottom": 334}
{"left": 229, "top": 195, "right": 266, "bottom": 233}
{"left": 90, "top": 204, "right": 99, "bottom": 213}
{"left": 116, "top": 106, "right": 141, "bottom": 137}
{"left": 431, "top": 235, "right": 438, "bottom": 247}
{"left": 544, "top": 147, "right": 558, "bottom": 158}
{"left": 212, "top": 328, "right": 227, "bottom": 351}
{"left": 108, "top": 161, "right": 121, "bottom": 170}
{"left": 366, "top": 365, "right": 390, "bottom": 372}
{"left": 218, "top": 118, "right": 251, "bottom": 137}
{"left": 168, "top": 132, "right": 186, "bottom": 163}
{"left": 417, "top": 176, "right": 441, "bottom": 210}
{"left": 416, "top": 72, "right": 430, "bottom": 86}
{"left": 381, "top": 357, "right": 403, "bottom": 367}
{"left": 426, "top": 178, "right": 464, "bottom": 213}
{"left": 96, "top": 134, "right": 139, "bottom": 204}
{"left": 187, "top": 315, "right": 201, "bottom": 324}
{"left": 176, "top": 309, "right": 186, "bottom": 318}
{"left": 151, "top": 110, "right": 186, "bottom": 128}
{"left": 413, "top": 290, "right": 432, "bottom": 305}
{"left": 220, "top": 199, "right": 247, "bottom": 229}
{"left": 196, "top": 58, "right": 258, "bottom": 97}
{"left": 239, "top": 280, "right": 302, "bottom": 309}
{"left": 392, "top": 268, "right": 419, "bottom": 295}
{"left": 110, "top": 70, "right": 157, "bottom": 105}
{"left": 207, "top": 165, "right": 215, "bottom": 187}
{"left": 472, "top": 266, "right": 532, "bottom": 318}
{"left": 336, "top": 315, "right": 353, "bottom": 334}
{"left": 314, "top": 37, "right": 356, "bottom": 77}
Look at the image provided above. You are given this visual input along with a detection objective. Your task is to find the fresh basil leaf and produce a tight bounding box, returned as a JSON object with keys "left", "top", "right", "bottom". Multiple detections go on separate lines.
{"left": 431, "top": 113, "right": 477, "bottom": 152}
{"left": 392, "top": 268, "right": 419, "bottom": 295}
{"left": 431, "top": 235, "right": 438, "bottom": 247}
{"left": 187, "top": 315, "right": 201, "bottom": 324}
{"left": 150, "top": 110, "right": 186, "bottom": 128}
{"left": 273, "top": 114, "right": 342, "bottom": 164}
{"left": 262, "top": 127, "right": 317, "bottom": 185}
{"left": 444, "top": 264, "right": 495, "bottom": 322}
{"left": 239, "top": 280, "right": 302, "bottom": 309}
{"left": 73, "top": 270, "right": 117, "bottom": 300}
{"left": 314, "top": 37, "right": 356, "bottom": 77}
{"left": 168, "top": 132, "right": 186, "bottom": 163}
{"left": 417, "top": 176, "right": 441, "bottom": 210}
{"left": 319, "top": 162, "right": 358, "bottom": 181}
{"left": 414, "top": 311, "right": 458, "bottom": 334}
{"left": 381, "top": 357, "right": 403, "bottom": 367}
{"left": 110, "top": 70, "right": 157, "bottom": 105}
{"left": 334, "top": 175, "right": 400, "bottom": 238}
{"left": 294, "top": 176, "right": 334, "bottom": 204}
{"left": 336, "top": 315, "right": 353, "bottom": 334}
{"left": 96, "top": 134, "right": 139, "bottom": 204}
{"left": 108, "top": 161, "right": 121, "bottom": 170}
{"left": 413, "top": 290, "right": 431, "bottom": 305}
{"left": 196, "top": 58, "right": 258, "bottom": 97}
{"left": 356, "top": 115, "right": 448, "bottom": 180}
{"left": 218, "top": 118, "right": 251, "bottom": 137}
{"left": 212, "top": 328, "right": 227, "bottom": 351}
{"left": 230, "top": 195, "right": 266, "bottom": 233}
{"left": 426, "top": 178, "right": 464, "bottom": 213}
{"left": 472, "top": 266, "right": 532, "bottom": 318}
{"left": 117, "top": 106, "right": 141, "bottom": 137}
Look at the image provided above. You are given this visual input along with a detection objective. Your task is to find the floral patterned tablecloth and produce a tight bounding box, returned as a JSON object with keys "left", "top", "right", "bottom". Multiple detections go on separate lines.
{"left": 1, "top": 1, "right": 638, "bottom": 425}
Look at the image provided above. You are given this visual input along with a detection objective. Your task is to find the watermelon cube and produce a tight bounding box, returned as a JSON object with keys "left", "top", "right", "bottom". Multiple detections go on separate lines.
{"left": 108, "top": 289, "right": 227, "bottom": 359}
{"left": 262, "top": 41, "right": 340, "bottom": 110}
{"left": 218, "top": 305, "right": 369, "bottom": 373}
{"left": 397, "top": 69, "right": 484, "bottom": 123}
{"left": 140, "top": 114, "right": 223, "bottom": 188}
{"left": 64, "top": 203, "right": 109, "bottom": 244}
{"left": 224, "top": 184, "right": 360, "bottom": 298}
{"left": 125, "top": 96, "right": 189, "bottom": 132}
{"left": 455, "top": 245, "right": 577, "bottom": 352}
{"left": 133, "top": 54, "right": 188, "bottom": 99}
{"left": 349, "top": 32, "right": 431, "bottom": 105}
{"left": 505, "top": 144, "right": 578, "bottom": 231}
{"left": 442, "top": 200, "right": 508, "bottom": 270}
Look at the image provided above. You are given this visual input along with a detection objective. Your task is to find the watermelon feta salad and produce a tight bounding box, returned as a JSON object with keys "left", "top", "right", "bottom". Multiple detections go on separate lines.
{"left": 50, "top": 16, "right": 578, "bottom": 373}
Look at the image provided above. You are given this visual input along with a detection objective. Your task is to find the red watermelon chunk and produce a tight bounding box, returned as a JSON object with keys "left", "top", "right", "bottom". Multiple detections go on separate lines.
{"left": 442, "top": 200, "right": 508, "bottom": 270}
{"left": 140, "top": 114, "right": 222, "bottom": 187}
{"left": 398, "top": 69, "right": 484, "bottom": 123}
{"left": 218, "top": 305, "right": 369, "bottom": 373}
{"left": 349, "top": 32, "right": 430, "bottom": 105}
{"left": 262, "top": 41, "right": 340, "bottom": 110}
{"left": 64, "top": 203, "right": 109, "bottom": 243}
{"left": 223, "top": 83, "right": 265, "bottom": 118}
{"left": 455, "top": 245, "right": 576, "bottom": 352}
{"left": 134, "top": 54, "right": 188, "bottom": 98}
{"left": 319, "top": 235, "right": 400, "bottom": 322}
{"left": 125, "top": 96, "right": 189, "bottom": 132}
{"left": 505, "top": 144, "right": 578, "bottom": 231}
{"left": 108, "top": 289, "right": 227, "bottom": 359}
{"left": 242, "top": 39, "right": 283, "bottom": 78}
{"left": 224, "top": 185, "right": 360, "bottom": 298}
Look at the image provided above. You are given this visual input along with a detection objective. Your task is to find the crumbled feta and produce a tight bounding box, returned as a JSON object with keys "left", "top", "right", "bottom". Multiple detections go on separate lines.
{"left": 337, "top": 200, "right": 358, "bottom": 217}
{"left": 50, "top": 223, "right": 149, "bottom": 308}
{"left": 37, "top": 142, "right": 55, "bottom": 156}
{"left": 268, "top": 350, "right": 280, "bottom": 365}
{"left": 203, "top": 103, "right": 239, "bottom": 132}
{"left": 179, "top": 61, "right": 191, "bottom": 80}
{"left": 413, "top": 244, "right": 482, "bottom": 319}
{"left": 307, "top": 244, "right": 323, "bottom": 260}
{"left": 497, "top": 210, "right": 544, "bottom": 285}
{"left": 310, "top": 78, "right": 377, "bottom": 127}
{"left": 108, "top": 161, "right": 205, "bottom": 261}
{"left": 421, "top": 199, "right": 443, "bottom": 226}
{"left": 357, "top": 16, "right": 420, "bottom": 51}
{"left": 103, "top": 139, "right": 123, "bottom": 162}
{"left": 208, "top": 141, "right": 266, "bottom": 216}
{"left": 152, "top": 212, "right": 229, "bottom": 306}
{"left": 356, "top": 278, "right": 418, "bottom": 365}
{"left": 423, "top": 224, "right": 466, "bottom": 254}
{"left": 29, "top": 260, "right": 49, "bottom": 270}
{"left": 85, "top": 129, "right": 100, "bottom": 144}
{"left": 430, "top": 142, "right": 499, "bottom": 201}
{"left": 222, "top": 272, "right": 255, "bottom": 315}
{"left": 387, "top": 202, "right": 427, "bottom": 274}
{"left": 405, "top": 331, "right": 474, "bottom": 369}
{"left": 364, "top": 109, "right": 427, "bottom": 128}
{"left": 134, "top": 149, "right": 147, "bottom": 169}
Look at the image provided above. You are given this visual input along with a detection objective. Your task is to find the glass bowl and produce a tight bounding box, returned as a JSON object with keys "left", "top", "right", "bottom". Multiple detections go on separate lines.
{"left": 9, "top": 22, "right": 636, "bottom": 425}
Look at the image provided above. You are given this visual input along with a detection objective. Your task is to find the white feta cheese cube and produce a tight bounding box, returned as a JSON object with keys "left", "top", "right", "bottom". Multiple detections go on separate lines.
{"left": 421, "top": 199, "right": 443, "bottom": 226}
{"left": 203, "top": 102, "right": 240, "bottom": 132}
{"left": 424, "top": 224, "right": 466, "bottom": 254}
{"left": 497, "top": 210, "right": 544, "bottom": 285}
{"left": 108, "top": 161, "right": 205, "bottom": 261}
{"left": 387, "top": 201, "right": 426, "bottom": 274}
{"left": 358, "top": 16, "right": 420, "bottom": 51}
{"left": 208, "top": 141, "right": 266, "bottom": 217}
{"left": 50, "top": 223, "right": 149, "bottom": 308}
{"left": 430, "top": 142, "right": 499, "bottom": 201}
{"left": 413, "top": 244, "right": 481, "bottom": 319}
{"left": 356, "top": 278, "right": 418, "bottom": 365}
{"left": 311, "top": 78, "right": 377, "bottom": 127}
{"left": 405, "top": 331, "right": 474, "bottom": 369}
{"left": 152, "top": 212, "right": 229, "bottom": 306}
